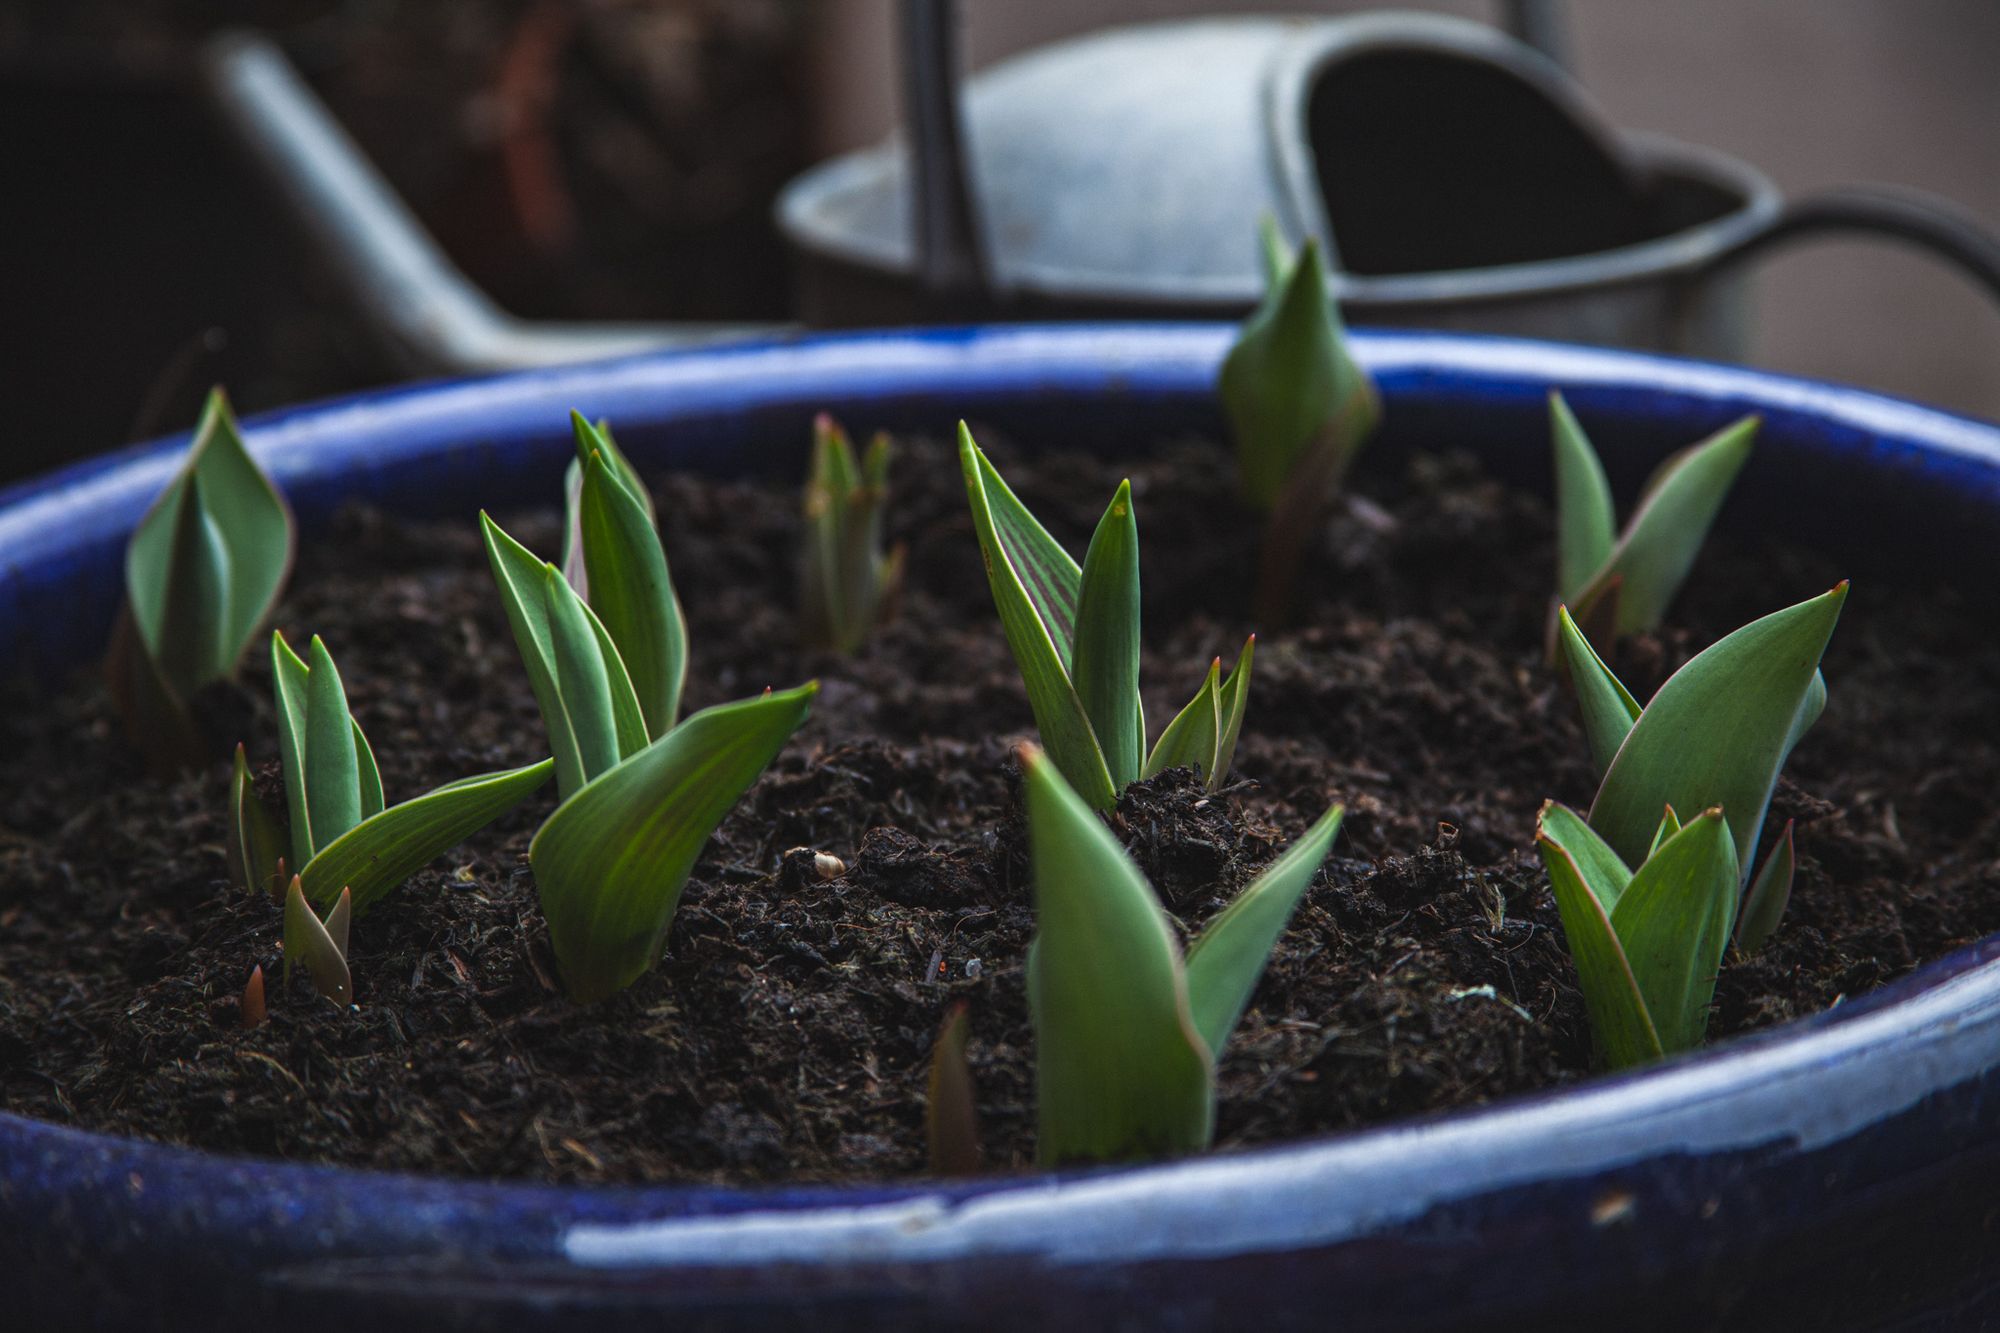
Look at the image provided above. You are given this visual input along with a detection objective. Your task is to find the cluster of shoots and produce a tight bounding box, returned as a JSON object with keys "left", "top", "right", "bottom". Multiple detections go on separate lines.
{"left": 1538, "top": 585, "right": 1844, "bottom": 1068}
{"left": 1218, "top": 217, "right": 1381, "bottom": 620}
{"left": 108, "top": 389, "right": 294, "bottom": 772}
{"left": 800, "top": 413, "right": 905, "bottom": 653}
{"left": 1549, "top": 391, "right": 1757, "bottom": 650}
{"left": 228, "top": 630, "right": 554, "bottom": 1001}
{"left": 485, "top": 410, "right": 814, "bottom": 1003}
{"left": 960, "top": 426, "right": 1253, "bottom": 812}
{"left": 125, "top": 343, "right": 1854, "bottom": 1170}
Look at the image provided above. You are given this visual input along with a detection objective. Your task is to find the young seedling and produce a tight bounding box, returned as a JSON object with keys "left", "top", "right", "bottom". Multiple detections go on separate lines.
{"left": 1219, "top": 219, "right": 1380, "bottom": 512}
{"left": 800, "top": 413, "right": 906, "bottom": 654}
{"left": 271, "top": 631, "right": 555, "bottom": 914}
{"left": 108, "top": 388, "right": 295, "bottom": 771}
{"left": 1549, "top": 391, "right": 1758, "bottom": 648}
{"left": 1218, "top": 219, "right": 1381, "bottom": 620}
{"left": 1540, "top": 584, "right": 1847, "bottom": 1067}
{"left": 1535, "top": 801, "right": 1737, "bottom": 1069}
{"left": 226, "top": 743, "right": 287, "bottom": 898}
{"left": 484, "top": 512, "right": 818, "bottom": 1002}
{"left": 284, "top": 875, "right": 352, "bottom": 1006}
{"left": 925, "top": 1004, "right": 983, "bottom": 1176}
{"left": 960, "top": 426, "right": 1255, "bottom": 812}
{"left": 1020, "top": 744, "right": 1344, "bottom": 1164}
{"left": 240, "top": 964, "right": 267, "bottom": 1030}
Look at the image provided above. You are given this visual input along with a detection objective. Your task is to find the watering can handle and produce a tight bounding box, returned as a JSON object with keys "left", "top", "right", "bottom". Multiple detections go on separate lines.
{"left": 899, "top": 0, "right": 993, "bottom": 313}
{"left": 1695, "top": 185, "right": 2000, "bottom": 307}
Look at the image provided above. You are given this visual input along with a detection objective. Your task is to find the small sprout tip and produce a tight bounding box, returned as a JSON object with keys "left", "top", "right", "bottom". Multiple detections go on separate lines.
{"left": 240, "top": 965, "right": 266, "bottom": 1030}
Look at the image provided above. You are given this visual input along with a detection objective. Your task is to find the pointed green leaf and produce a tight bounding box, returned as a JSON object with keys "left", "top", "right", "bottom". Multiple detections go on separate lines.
{"left": 1550, "top": 392, "right": 1617, "bottom": 603}
{"left": 801, "top": 416, "right": 857, "bottom": 648}
{"left": 1735, "top": 819, "right": 1796, "bottom": 954}
{"left": 150, "top": 474, "right": 232, "bottom": 696}
{"left": 1020, "top": 745, "right": 1212, "bottom": 1165}
{"left": 484, "top": 513, "right": 644, "bottom": 799}
{"left": 1591, "top": 584, "right": 1846, "bottom": 873}
{"left": 958, "top": 424, "right": 1083, "bottom": 659}
{"left": 304, "top": 636, "right": 362, "bottom": 856}
{"left": 1071, "top": 481, "right": 1144, "bottom": 790}
{"left": 126, "top": 390, "right": 294, "bottom": 687}
{"left": 800, "top": 417, "right": 901, "bottom": 655}
{"left": 1649, "top": 804, "right": 1683, "bottom": 860}
{"left": 1536, "top": 821, "right": 1662, "bottom": 1070}
{"left": 563, "top": 413, "right": 654, "bottom": 596}
{"left": 1211, "top": 635, "right": 1255, "bottom": 792}
{"left": 1184, "top": 802, "right": 1343, "bottom": 1055}
{"left": 580, "top": 447, "right": 687, "bottom": 736}
{"left": 1218, "top": 235, "right": 1380, "bottom": 509}
{"left": 1145, "top": 658, "right": 1222, "bottom": 781}
{"left": 485, "top": 512, "right": 585, "bottom": 795}
{"left": 323, "top": 884, "right": 352, "bottom": 960}
{"left": 1610, "top": 808, "right": 1739, "bottom": 1055}
{"left": 227, "top": 743, "right": 285, "bottom": 897}
{"left": 959, "top": 426, "right": 1114, "bottom": 809}
{"left": 186, "top": 390, "right": 293, "bottom": 664}
{"left": 299, "top": 758, "right": 555, "bottom": 913}
{"left": 1557, "top": 605, "right": 1643, "bottom": 775}
{"left": 1574, "top": 415, "right": 1757, "bottom": 635}
{"left": 284, "top": 876, "right": 351, "bottom": 1005}
{"left": 353, "top": 719, "right": 385, "bottom": 821}
{"left": 1536, "top": 800, "right": 1634, "bottom": 914}
{"left": 542, "top": 565, "right": 625, "bottom": 786}
{"left": 271, "top": 631, "right": 315, "bottom": 867}
{"left": 530, "top": 684, "right": 816, "bottom": 1003}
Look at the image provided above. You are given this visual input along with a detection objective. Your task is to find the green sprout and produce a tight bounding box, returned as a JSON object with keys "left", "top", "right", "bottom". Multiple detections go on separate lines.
{"left": 483, "top": 512, "right": 817, "bottom": 1003}
{"left": 1020, "top": 743, "right": 1344, "bottom": 1165}
{"left": 226, "top": 743, "right": 287, "bottom": 897}
{"left": 268, "top": 631, "right": 555, "bottom": 915}
{"left": 1219, "top": 219, "right": 1380, "bottom": 512}
{"left": 960, "top": 425, "right": 1254, "bottom": 812}
{"left": 108, "top": 388, "right": 294, "bottom": 771}
{"left": 1539, "top": 584, "right": 1847, "bottom": 1068}
{"left": 800, "top": 413, "right": 906, "bottom": 654}
{"left": 1550, "top": 391, "right": 1758, "bottom": 647}
{"left": 1218, "top": 219, "right": 1381, "bottom": 621}
{"left": 284, "top": 874, "right": 352, "bottom": 1007}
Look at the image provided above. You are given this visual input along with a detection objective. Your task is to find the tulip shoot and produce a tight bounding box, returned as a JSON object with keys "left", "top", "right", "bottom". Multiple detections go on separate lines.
{"left": 960, "top": 426, "right": 1255, "bottom": 810}
{"left": 1022, "top": 744, "right": 1343, "bottom": 1164}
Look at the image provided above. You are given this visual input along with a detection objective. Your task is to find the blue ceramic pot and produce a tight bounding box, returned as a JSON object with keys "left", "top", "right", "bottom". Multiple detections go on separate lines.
{"left": 4, "top": 327, "right": 1999, "bottom": 1331}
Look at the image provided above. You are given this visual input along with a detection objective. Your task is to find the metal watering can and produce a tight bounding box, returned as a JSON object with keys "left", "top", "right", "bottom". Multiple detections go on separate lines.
{"left": 779, "top": 8, "right": 2000, "bottom": 357}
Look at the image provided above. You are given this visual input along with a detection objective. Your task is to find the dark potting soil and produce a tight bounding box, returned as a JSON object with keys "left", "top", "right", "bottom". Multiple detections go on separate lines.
{"left": 3, "top": 436, "right": 1998, "bottom": 1186}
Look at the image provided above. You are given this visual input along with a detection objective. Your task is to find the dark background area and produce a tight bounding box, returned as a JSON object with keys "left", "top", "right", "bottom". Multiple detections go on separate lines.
{"left": 1, "top": 1, "right": 1995, "bottom": 485}
{"left": 0, "top": 0, "right": 813, "bottom": 480}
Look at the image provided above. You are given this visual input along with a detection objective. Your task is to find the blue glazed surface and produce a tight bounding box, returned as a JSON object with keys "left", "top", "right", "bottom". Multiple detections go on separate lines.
{"left": 5, "top": 326, "right": 2000, "bottom": 1331}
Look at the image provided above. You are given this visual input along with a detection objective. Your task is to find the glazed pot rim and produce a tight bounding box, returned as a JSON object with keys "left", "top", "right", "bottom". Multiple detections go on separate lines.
{"left": 4, "top": 323, "right": 1999, "bottom": 1278}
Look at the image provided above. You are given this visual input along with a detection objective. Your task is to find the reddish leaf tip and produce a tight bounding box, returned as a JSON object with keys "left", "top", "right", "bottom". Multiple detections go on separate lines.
{"left": 240, "top": 965, "right": 266, "bottom": 1030}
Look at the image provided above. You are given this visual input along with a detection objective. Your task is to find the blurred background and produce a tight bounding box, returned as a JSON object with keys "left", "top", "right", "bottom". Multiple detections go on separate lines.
{"left": 2, "top": 0, "right": 1995, "bottom": 483}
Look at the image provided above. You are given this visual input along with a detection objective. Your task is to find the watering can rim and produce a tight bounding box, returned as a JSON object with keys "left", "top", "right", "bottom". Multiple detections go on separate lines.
{"left": 777, "top": 11, "right": 1785, "bottom": 312}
